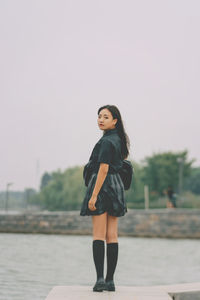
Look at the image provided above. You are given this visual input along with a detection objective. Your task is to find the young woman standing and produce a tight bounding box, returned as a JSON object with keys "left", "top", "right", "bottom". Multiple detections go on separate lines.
{"left": 80, "top": 105, "right": 130, "bottom": 292}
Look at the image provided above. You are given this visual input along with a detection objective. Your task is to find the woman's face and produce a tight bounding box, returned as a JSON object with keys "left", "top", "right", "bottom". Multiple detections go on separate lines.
{"left": 97, "top": 108, "right": 117, "bottom": 131}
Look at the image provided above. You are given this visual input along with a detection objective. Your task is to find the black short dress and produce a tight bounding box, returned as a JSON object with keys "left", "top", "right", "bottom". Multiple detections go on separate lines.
{"left": 80, "top": 127, "right": 128, "bottom": 217}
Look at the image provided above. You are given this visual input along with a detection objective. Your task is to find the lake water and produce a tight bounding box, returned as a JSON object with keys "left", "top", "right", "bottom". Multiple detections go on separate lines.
{"left": 0, "top": 233, "right": 200, "bottom": 300}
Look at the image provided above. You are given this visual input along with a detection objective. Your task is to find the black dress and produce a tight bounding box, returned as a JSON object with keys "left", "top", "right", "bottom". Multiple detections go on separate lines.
{"left": 80, "top": 128, "right": 128, "bottom": 217}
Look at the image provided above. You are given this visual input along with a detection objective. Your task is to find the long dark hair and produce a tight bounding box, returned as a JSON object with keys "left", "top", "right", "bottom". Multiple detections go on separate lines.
{"left": 97, "top": 105, "right": 130, "bottom": 159}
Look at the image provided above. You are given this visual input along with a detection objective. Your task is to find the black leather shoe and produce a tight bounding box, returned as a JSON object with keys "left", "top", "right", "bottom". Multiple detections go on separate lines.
{"left": 104, "top": 280, "right": 115, "bottom": 291}
{"left": 93, "top": 277, "right": 107, "bottom": 292}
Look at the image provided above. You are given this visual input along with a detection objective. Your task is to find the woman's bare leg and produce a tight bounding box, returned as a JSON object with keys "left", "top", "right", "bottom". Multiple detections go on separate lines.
{"left": 92, "top": 212, "right": 107, "bottom": 241}
{"left": 106, "top": 214, "right": 118, "bottom": 243}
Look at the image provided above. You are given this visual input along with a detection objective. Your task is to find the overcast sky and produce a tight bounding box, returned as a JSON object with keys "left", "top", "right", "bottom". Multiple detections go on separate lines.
{"left": 0, "top": 0, "right": 200, "bottom": 191}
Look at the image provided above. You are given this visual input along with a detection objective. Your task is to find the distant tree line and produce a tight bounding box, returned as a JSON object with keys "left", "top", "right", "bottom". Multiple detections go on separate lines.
{"left": 26, "top": 149, "right": 200, "bottom": 210}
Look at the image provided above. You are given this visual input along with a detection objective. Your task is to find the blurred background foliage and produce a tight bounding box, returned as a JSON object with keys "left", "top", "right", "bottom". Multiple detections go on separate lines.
{"left": 1, "top": 149, "right": 200, "bottom": 211}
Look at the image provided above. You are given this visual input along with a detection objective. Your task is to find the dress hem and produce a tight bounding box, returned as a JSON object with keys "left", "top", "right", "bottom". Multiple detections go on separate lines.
{"left": 80, "top": 209, "right": 127, "bottom": 217}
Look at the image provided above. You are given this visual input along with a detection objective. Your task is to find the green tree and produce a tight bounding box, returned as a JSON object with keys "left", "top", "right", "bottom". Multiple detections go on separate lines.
{"left": 141, "top": 150, "right": 194, "bottom": 196}
{"left": 184, "top": 167, "right": 200, "bottom": 194}
{"left": 37, "top": 166, "right": 86, "bottom": 211}
{"left": 40, "top": 172, "right": 52, "bottom": 190}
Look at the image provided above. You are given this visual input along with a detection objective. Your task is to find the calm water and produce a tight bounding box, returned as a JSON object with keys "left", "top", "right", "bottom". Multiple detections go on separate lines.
{"left": 0, "top": 233, "right": 200, "bottom": 300}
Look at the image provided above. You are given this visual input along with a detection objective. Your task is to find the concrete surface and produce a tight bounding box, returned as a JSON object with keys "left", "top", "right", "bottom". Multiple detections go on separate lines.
{"left": 45, "top": 285, "right": 172, "bottom": 300}
{"left": 45, "top": 282, "right": 200, "bottom": 300}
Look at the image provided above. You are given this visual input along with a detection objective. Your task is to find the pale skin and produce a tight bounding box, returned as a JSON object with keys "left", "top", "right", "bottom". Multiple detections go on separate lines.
{"left": 88, "top": 108, "right": 118, "bottom": 243}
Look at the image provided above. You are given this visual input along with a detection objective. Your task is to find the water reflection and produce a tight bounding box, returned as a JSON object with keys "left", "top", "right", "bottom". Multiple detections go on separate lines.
{"left": 0, "top": 233, "right": 200, "bottom": 300}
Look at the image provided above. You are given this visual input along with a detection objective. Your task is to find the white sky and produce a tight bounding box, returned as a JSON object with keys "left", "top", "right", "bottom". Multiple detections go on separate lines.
{"left": 0, "top": 0, "right": 200, "bottom": 191}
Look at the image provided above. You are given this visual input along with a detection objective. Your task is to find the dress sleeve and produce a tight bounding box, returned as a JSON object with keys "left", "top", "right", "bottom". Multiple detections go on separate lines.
{"left": 97, "top": 139, "right": 113, "bottom": 164}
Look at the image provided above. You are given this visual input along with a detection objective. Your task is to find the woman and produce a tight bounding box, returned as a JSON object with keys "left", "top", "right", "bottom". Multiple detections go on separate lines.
{"left": 80, "top": 105, "right": 131, "bottom": 292}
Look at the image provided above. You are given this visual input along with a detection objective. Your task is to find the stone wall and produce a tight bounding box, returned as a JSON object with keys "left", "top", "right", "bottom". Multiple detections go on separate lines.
{"left": 0, "top": 208, "right": 200, "bottom": 238}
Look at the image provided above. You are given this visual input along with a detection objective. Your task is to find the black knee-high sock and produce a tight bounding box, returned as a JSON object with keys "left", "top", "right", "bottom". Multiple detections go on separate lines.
{"left": 105, "top": 242, "right": 118, "bottom": 282}
{"left": 92, "top": 240, "right": 105, "bottom": 280}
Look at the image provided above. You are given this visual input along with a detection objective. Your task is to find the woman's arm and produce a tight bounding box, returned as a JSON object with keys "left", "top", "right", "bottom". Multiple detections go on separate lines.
{"left": 88, "top": 163, "right": 109, "bottom": 211}
{"left": 88, "top": 139, "right": 112, "bottom": 211}
{"left": 92, "top": 163, "right": 109, "bottom": 197}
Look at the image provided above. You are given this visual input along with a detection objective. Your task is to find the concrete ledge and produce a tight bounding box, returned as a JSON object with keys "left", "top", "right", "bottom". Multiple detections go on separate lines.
{"left": 156, "top": 281, "right": 200, "bottom": 299}
{"left": 45, "top": 285, "right": 172, "bottom": 300}
{"left": 45, "top": 282, "right": 200, "bottom": 300}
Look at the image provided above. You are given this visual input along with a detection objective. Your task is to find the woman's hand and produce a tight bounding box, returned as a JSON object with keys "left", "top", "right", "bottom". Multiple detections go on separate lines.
{"left": 88, "top": 195, "right": 97, "bottom": 211}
